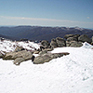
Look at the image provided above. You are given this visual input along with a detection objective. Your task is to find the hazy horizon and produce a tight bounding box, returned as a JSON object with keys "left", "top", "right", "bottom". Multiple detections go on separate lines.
{"left": 0, "top": 0, "right": 93, "bottom": 28}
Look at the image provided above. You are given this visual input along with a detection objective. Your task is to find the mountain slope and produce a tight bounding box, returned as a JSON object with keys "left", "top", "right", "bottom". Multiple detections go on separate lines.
{"left": 0, "top": 26, "right": 93, "bottom": 41}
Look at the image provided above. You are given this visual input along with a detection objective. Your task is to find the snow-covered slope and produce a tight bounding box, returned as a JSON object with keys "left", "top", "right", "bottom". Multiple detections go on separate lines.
{"left": 0, "top": 39, "right": 40, "bottom": 53}
{"left": 0, "top": 41, "right": 93, "bottom": 93}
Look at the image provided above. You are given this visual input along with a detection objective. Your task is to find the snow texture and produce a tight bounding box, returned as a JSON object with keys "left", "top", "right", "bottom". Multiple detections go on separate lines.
{"left": 0, "top": 41, "right": 93, "bottom": 93}
{"left": 0, "top": 39, "right": 40, "bottom": 53}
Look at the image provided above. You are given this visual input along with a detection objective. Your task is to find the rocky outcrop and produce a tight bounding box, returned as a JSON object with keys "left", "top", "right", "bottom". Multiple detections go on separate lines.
{"left": 50, "top": 37, "right": 66, "bottom": 48}
{"left": 66, "top": 41, "right": 83, "bottom": 47}
{"left": 3, "top": 50, "right": 34, "bottom": 65}
{"left": 0, "top": 52, "right": 4, "bottom": 58}
{"left": 14, "top": 58, "right": 24, "bottom": 65}
{"left": 41, "top": 40, "right": 50, "bottom": 49}
{"left": 67, "top": 37, "right": 77, "bottom": 42}
{"left": 91, "top": 36, "right": 93, "bottom": 45}
{"left": 64, "top": 34, "right": 92, "bottom": 47}
{"left": 78, "top": 34, "right": 92, "bottom": 43}
{"left": 1, "top": 34, "right": 93, "bottom": 66}
{"left": 56, "top": 37, "right": 66, "bottom": 47}
{"left": 33, "top": 52, "right": 69, "bottom": 64}
{"left": 14, "top": 46, "right": 25, "bottom": 52}
{"left": 64, "top": 34, "right": 74, "bottom": 39}
{"left": 50, "top": 38, "right": 58, "bottom": 48}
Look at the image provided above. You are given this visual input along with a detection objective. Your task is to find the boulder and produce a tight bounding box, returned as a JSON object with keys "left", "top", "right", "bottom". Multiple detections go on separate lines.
{"left": 14, "top": 46, "right": 25, "bottom": 52}
{"left": 73, "top": 34, "right": 80, "bottom": 38}
{"left": 70, "top": 41, "right": 83, "bottom": 47}
{"left": 33, "top": 52, "right": 69, "bottom": 64}
{"left": 41, "top": 40, "right": 50, "bottom": 48}
{"left": 33, "top": 55, "right": 52, "bottom": 64}
{"left": 78, "top": 35, "right": 92, "bottom": 43}
{"left": 56, "top": 37, "right": 66, "bottom": 47}
{"left": 66, "top": 41, "right": 83, "bottom": 47}
{"left": 13, "top": 58, "right": 24, "bottom": 65}
{"left": 67, "top": 37, "right": 77, "bottom": 42}
{"left": 64, "top": 34, "right": 80, "bottom": 39}
{"left": 0, "top": 52, "right": 4, "bottom": 58}
{"left": 43, "top": 48, "right": 53, "bottom": 51}
{"left": 3, "top": 50, "right": 33, "bottom": 61}
{"left": 33, "top": 50, "right": 40, "bottom": 54}
{"left": 50, "top": 38, "right": 58, "bottom": 48}
{"left": 39, "top": 50, "right": 47, "bottom": 55}
{"left": 64, "top": 34, "right": 74, "bottom": 39}
{"left": 91, "top": 36, "right": 93, "bottom": 45}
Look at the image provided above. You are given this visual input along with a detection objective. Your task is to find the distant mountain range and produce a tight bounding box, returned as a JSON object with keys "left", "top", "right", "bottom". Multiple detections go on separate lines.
{"left": 0, "top": 26, "right": 93, "bottom": 41}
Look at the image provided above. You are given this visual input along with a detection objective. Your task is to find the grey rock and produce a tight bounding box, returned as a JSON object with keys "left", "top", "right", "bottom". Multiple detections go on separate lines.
{"left": 78, "top": 34, "right": 92, "bottom": 43}
{"left": 0, "top": 52, "right": 4, "bottom": 58}
{"left": 13, "top": 58, "right": 24, "bottom": 65}
{"left": 33, "top": 55, "right": 52, "bottom": 64}
{"left": 3, "top": 50, "right": 33, "bottom": 61}
{"left": 56, "top": 37, "right": 66, "bottom": 47}
{"left": 64, "top": 34, "right": 74, "bottom": 39}
{"left": 70, "top": 41, "right": 83, "bottom": 47}
{"left": 14, "top": 46, "right": 25, "bottom": 52}
{"left": 39, "top": 50, "right": 47, "bottom": 55}
{"left": 66, "top": 41, "right": 83, "bottom": 47}
{"left": 64, "top": 34, "right": 80, "bottom": 39}
{"left": 33, "top": 52, "right": 69, "bottom": 64}
{"left": 43, "top": 48, "right": 53, "bottom": 51}
{"left": 33, "top": 50, "right": 40, "bottom": 54}
{"left": 67, "top": 37, "right": 77, "bottom": 42}
{"left": 50, "top": 38, "right": 58, "bottom": 48}
{"left": 41, "top": 40, "right": 50, "bottom": 48}
{"left": 91, "top": 36, "right": 93, "bottom": 45}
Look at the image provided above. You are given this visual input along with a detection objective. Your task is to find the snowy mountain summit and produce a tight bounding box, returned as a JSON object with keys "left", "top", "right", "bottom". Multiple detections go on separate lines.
{"left": 0, "top": 37, "right": 93, "bottom": 93}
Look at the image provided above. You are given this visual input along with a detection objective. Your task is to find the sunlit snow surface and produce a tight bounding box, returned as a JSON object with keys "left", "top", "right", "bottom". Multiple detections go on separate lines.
{"left": 0, "top": 41, "right": 93, "bottom": 93}
{"left": 0, "top": 39, "right": 40, "bottom": 52}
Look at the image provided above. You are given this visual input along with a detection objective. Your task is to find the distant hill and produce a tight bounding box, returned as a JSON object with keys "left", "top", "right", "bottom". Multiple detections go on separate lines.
{"left": 0, "top": 26, "right": 93, "bottom": 41}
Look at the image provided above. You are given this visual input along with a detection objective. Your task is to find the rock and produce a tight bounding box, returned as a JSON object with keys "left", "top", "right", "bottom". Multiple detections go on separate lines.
{"left": 50, "top": 38, "right": 58, "bottom": 48}
{"left": 78, "top": 34, "right": 92, "bottom": 43}
{"left": 41, "top": 40, "right": 50, "bottom": 48}
{"left": 39, "top": 50, "right": 47, "bottom": 55}
{"left": 33, "top": 55, "right": 52, "bottom": 64}
{"left": 13, "top": 58, "right": 24, "bottom": 65}
{"left": 33, "top": 50, "right": 40, "bottom": 54}
{"left": 67, "top": 37, "right": 77, "bottom": 42}
{"left": 70, "top": 41, "right": 83, "bottom": 47}
{"left": 91, "top": 36, "right": 93, "bottom": 45}
{"left": 64, "top": 34, "right": 74, "bottom": 39}
{"left": 73, "top": 34, "right": 80, "bottom": 38}
{"left": 56, "top": 37, "right": 66, "bottom": 47}
{"left": 92, "top": 36, "right": 93, "bottom": 42}
{"left": 3, "top": 50, "right": 33, "bottom": 61}
{"left": 66, "top": 41, "right": 83, "bottom": 47}
{"left": 14, "top": 46, "right": 25, "bottom": 52}
{"left": 33, "top": 52, "right": 69, "bottom": 64}
{"left": 64, "top": 34, "right": 80, "bottom": 39}
{"left": 0, "top": 52, "right": 4, "bottom": 58}
{"left": 43, "top": 48, "right": 53, "bottom": 51}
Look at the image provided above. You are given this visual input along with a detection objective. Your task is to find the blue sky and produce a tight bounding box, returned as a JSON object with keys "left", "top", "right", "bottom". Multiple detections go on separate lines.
{"left": 0, "top": 0, "right": 93, "bottom": 28}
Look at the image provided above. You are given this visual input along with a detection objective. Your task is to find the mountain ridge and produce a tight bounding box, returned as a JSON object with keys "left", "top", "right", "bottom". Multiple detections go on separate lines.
{"left": 0, "top": 26, "right": 93, "bottom": 41}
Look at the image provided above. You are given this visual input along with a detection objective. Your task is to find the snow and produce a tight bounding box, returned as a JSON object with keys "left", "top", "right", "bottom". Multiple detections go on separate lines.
{"left": 0, "top": 41, "right": 93, "bottom": 93}
{"left": 0, "top": 39, "right": 40, "bottom": 53}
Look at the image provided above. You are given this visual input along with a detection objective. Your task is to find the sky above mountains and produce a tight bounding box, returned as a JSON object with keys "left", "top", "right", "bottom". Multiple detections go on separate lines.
{"left": 0, "top": 0, "right": 93, "bottom": 28}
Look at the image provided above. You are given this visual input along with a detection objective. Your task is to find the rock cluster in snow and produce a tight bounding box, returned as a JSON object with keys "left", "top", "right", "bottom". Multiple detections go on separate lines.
{"left": 0, "top": 34, "right": 93, "bottom": 65}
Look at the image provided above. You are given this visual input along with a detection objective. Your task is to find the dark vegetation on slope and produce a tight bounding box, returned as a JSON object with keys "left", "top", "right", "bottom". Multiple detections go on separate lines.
{"left": 0, "top": 26, "right": 93, "bottom": 41}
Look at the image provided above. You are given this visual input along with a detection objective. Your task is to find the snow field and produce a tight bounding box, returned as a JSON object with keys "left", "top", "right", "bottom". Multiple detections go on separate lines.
{"left": 0, "top": 41, "right": 93, "bottom": 93}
